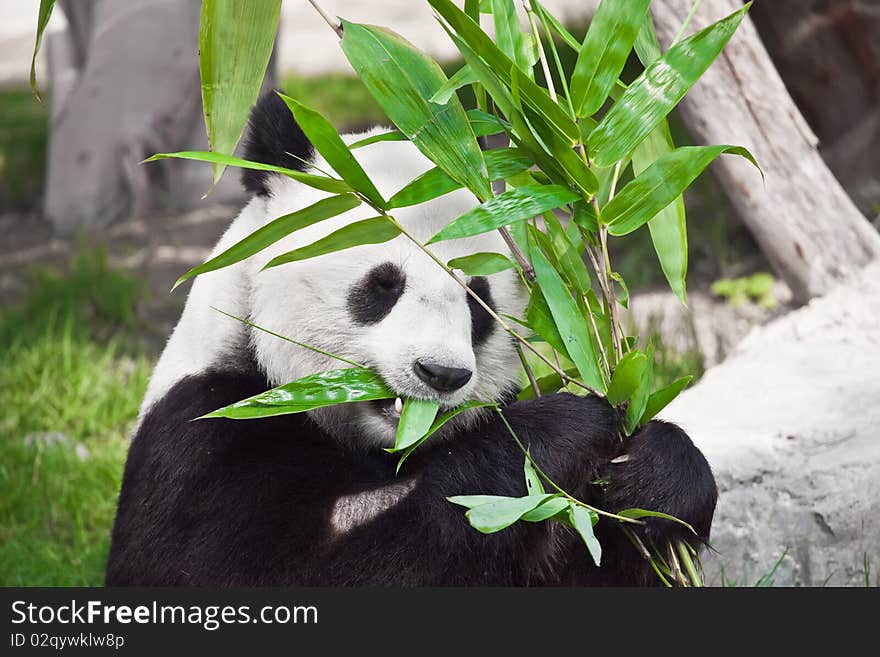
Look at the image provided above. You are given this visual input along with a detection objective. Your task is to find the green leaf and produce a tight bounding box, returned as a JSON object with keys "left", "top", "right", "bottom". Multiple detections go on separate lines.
{"left": 467, "top": 109, "right": 509, "bottom": 137}
{"left": 589, "top": 3, "right": 752, "bottom": 167}
{"left": 640, "top": 375, "right": 693, "bottom": 424}
{"left": 144, "top": 151, "right": 352, "bottom": 195}
{"left": 201, "top": 368, "right": 392, "bottom": 419}
{"left": 394, "top": 401, "right": 493, "bottom": 470}
{"left": 634, "top": 7, "right": 663, "bottom": 65}
{"left": 618, "top": 507, "right": 696, "bottom": 534}
{"left": 430, "top": 64, "right": 479, "bottom": 104}
{"left": 606, "top": 351, "right": 648, "bottom": 406}
{"left": 490, "top": 0, "right": 535, "bottom": 76}
{"left": 172, "top": 193, "right": 361, "bottom": 290}
{"left": 464, "top": 494, "right": 555, "bottom": 533}
{"left": 428, "top": 0, "right": 579, "bottom": 145}
{"left": 349, "top": 131, "right": 407, "bottom": 150}
{"left": 525, "top": 290, "right": 569, "bottom": 358}
{"left": 264, "top": 216, "right": 401, "bottom": 268}
{"left": 199, "top": 0, "right": 282, "bottom": 184}
{"left": 632, "top": 120, "right": 688, "bottom": 304}
{"left": 521, "top": 496, "right": 569, "bottom": 522}
{"left": 278, "top": 93, "right": 386, "bottom": 208}
{"left": 428, "top": 185, "right": 579, "bottom": 244}
{"left": 523, "top": 454, "right": 546, "bottom": 495}
{"left": 448, "top": 495, "right": 510, "bottom": 509}
{"left": 394, "top": 398, "right": 441, "bottom": 451}
{"left": 604, "top": 145, "right": 759, "bottom": 236}
{"left": 516, "top": 368, "right": 579, "bottom": 401}
{"left": 570, "top": 0, "right": 652, "bottom": 117}
{"left": 533, "top": 1, "right": 581, "bottom": 52}
{"left": 568, "top": 503, "right": 602, "bottom": 566}
{"left": 448, "top": 253, "right": 516, "bottom": 276}
{"left": 388, "top": 147, "right": 532, "bottom": 209}
{"left": 340, "top": 20, "right": 491, "bottom": 200}
{"left": 531, "top": 248, "right": 605, "bottom": 392}
{"left": 29, "top": 0, "right": 55, "bottom": 101}
{"left": 624, "top": 343, "right": 653, "bottom": 434}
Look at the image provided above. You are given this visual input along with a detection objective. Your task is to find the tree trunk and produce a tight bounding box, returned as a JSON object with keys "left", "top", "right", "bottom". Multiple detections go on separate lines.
{"left": 44, "top": 0, "right": 274, "bottom": 235}
{"left": 651, "top": 0, "right": 880, "bottom": 305}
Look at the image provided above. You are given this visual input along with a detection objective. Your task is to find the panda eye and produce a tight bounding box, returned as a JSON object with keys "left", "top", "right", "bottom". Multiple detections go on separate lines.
{"left": 467, "top": 276, "right": 496, "bottom": 346}
{"left": 347, "top": 262, "right": 406, "bottom": 325}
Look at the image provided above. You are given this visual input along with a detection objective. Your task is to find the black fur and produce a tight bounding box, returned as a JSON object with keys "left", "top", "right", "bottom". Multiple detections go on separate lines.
{"left": 240, "top": 90, "right": 314, "bottom": 196}
{"left": 347, "top": 262, "right": 407, "bottom": 325}
{"left": 106, "top": 357, "right": 717, "bottom": 586}
{"left": 467, "top": 276, "right": 496, "bottom": 346}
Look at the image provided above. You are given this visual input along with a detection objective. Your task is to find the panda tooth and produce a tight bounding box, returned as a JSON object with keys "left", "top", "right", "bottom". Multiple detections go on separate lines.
{"left": 394, "top": 397, "right": 403, "bottom": 414}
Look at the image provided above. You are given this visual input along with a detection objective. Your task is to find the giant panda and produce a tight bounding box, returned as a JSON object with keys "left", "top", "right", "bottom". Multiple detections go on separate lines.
{"left": 105, "top": 92, "right": 717, "bottom": 586}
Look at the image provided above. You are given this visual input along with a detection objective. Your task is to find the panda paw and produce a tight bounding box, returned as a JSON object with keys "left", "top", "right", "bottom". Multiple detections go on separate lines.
{"left": 600, "top": 420, "right": 718, "bottom": 545}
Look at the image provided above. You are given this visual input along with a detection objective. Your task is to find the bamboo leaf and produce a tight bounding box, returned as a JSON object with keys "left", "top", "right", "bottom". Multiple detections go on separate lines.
{"left": 568, "top": 503, "right": 602, "bottom": 566}
{"left": 640, "top": 375, "right": 693, "bottom": 424}
{"left": 490, "top": 0, "right": 535, "bottom": 76}
{"left": 430, "top": 64, "right": 478, "bottom": 104}
{"left": 278, "top": 93, "right": 386, "bottom": 208}
{"left": 521, "top": 496, "right": 569, "bottom": 522}
{"left": 173, "top": 194, "right": 361, "bottom": 290}
{"left": 264, "top": 216, "right": 401, "bottom": 268}
{"left": 526, "top": 290, "right": 569, "bottom": 358}
{"left": 340, "top": 20, "right": 491, "bottom": 200}
{"left": 533, "top": 0, "right": 581, "bottom": 52}
{"left": 200, "top": 368, "right": 392, "bottom": 419}
{"left": 349, "top": 131, "right": 407, "bottom": 150}
{"left": 467, "top": 109, "right": 509, "bottom": 137}
{"left": 618, "top": 507, "right": 696, "bottom": 534}
{"left": 394, "top": 401, "right": 493, "bottom": 470}
{"left": 144, "top": 151, "right": 352, "bottom": 195}
{"left": 531, "top": 248, "right": 605, "bottom": 392}
{"left": 199, "top": 0, "right": 282, "bottom": 184}
{"left": 448, "top": 253, "right": 516, "bottom": 276}
{"left": 606, "top": 351, "right": 648, "bottom": 406}
{"left": 428, "top": 185, "right": 579, "bottom": 244}
{"left": 588, "top": 3, "right": 752, "bottom": 167}
{"left": 624, "top": 343, "right": 653, "bottom": 434}
{"left": 604, "top": 145, "right": 759, "bottom": 236}
{"left": 632, "top": 120, "right": 688, "bottom": 304}
{"left": 394, "top": 398, "right": 441, "bottom": 451}
{"left": 523, "top": 454, "right": 546, "bottom": 495}
{"left": 29, "top": 0, "right": 55, "bottom": 101}
{"left": 634, "top": 7, "right": 663, "bottom": 65}
{"left": 463, "top": 494, "right": 555, "bottom": 533}
{"left": 570, "top": 0, "right": 652, "bottom": 117}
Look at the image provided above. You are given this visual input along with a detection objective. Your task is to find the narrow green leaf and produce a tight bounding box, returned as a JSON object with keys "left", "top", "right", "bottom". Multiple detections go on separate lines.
{"left": 395, "top": 401, "right": 493, "bottom": 470}
{"left": 526, "top": 289, "right": 569, "bottom": 359}
{"left": 199, "top": 0, "right": 282, "bottom": 184}
{"left": 521, "top": 496, "right": 569, "bottom": 522}
{"left": 428, "top": 185, "right": 579, "bottom": 244}
{"left": 388, "top": 147, "right": 532, "bottom": 209}
{"left": 517, "top": 368, "right": 580, "bottom": 401}
{"left": 340, "top": 20, "right": 491, "bottom": 200}
{"left": 624, "top": 343, "right": 653, "bottom": 434}
{"left": 349, "top": 131, "right": 407, "bottom": 150}
{"left": 605, "top": 145, "right": 759, "bottom": 236}
{"left": 201, "top": 368, "right": 392, "bottom": 419}
{"left": 448, "top": 253, "right": 516, "bottom": 276}
{"left": 448, "top": 495, "right": 510, "bottom": 509}
{"left": 430, "top": 64, "right": 478, "bottom": 104}
{"left": 533, "top": 1, "right": 581, "bottom": 52}
{"left": 428, "top": 0, "right": 580, "bottom": 145}
{"left": 531, "top": 248, "right": 605, "bottom": 391}
{"left": 606, "top": 351, "right": 648, "bottom": 406}
{"left": 568, "top": 503, "right": 602, "bottom": 566}
{"left": 490, "top": 0, "right": 535, "bottom": 76}
{"left": 173, "top": 194, "right": 361, "bottom": 289}
{"left": 618, "top": 507, "right": 696, "bottom": 534}
{"left": 570, "top": 0, "right": 652, "bottom": 117}
{"left": 640, "top": 375, "right": 693, "bottom": 424}
{"left": 632, "top": 120, "right": 688, "bottom": 304}
{"left": 523, "top": 454, "right": 546, "bottom": 495}
{"left": 467, "top": 109, "right": 509, "bottom": 137}
{"left": 394, "top": 398, "right": 441, "bottom": 451}
{"left": 634, "top": 7, "right": 663, "bottom": 65}
{"left": 145, "top": 151, "right": 352, "bottom": 195}
{"left": 589, "top": 3, "right": 752, "bottom": 167}
{"left": 465, "top": 494, "right": 555, "bottom": 533}
{"left": 278, "top": 93, "right": 386, "bottom": 208}
{"left": 29, "top": 0, "right": 55, "bottom": 101}
{"left": 264, "top": 216, "right": 401, "bottom": 268}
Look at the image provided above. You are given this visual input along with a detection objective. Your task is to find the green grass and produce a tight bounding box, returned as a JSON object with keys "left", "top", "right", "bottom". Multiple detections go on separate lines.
{"left": 0, "top": 249, "right": 152, "bottom": 586}
{"left": 279, "top": 72, "right": 389, "bottom": 130}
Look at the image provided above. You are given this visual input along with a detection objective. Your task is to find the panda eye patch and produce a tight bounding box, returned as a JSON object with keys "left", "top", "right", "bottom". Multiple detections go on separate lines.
{"left": 467, "top": 276, "right": 496, "bottom": 346}
{"left": 347, "top": 262, "right": 406, "bottom": 325}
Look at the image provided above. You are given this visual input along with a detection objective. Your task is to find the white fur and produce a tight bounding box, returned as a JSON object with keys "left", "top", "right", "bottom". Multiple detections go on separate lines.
{"left": 142, "top": 128, "right": 528, "bottom": 445}
{"left": 329, "top": 477, "right": 419, "bottom": 539}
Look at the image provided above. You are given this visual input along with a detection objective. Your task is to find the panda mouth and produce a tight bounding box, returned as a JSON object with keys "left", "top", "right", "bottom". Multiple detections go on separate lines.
{"left": 370, "top": 396, "right": 404, "bottom": 422}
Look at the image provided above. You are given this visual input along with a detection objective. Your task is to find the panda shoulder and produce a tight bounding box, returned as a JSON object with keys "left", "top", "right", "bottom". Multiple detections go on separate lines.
{"left": 240, "top": 90, "right": 314, "bottom": 197}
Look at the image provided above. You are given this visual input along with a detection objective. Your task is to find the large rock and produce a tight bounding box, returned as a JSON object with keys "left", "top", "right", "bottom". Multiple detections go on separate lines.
{"left": 662, "top": 262, "right": 880, "bottom": 586}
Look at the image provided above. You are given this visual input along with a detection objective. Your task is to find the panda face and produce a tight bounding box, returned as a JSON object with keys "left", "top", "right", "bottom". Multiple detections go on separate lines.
{"left": 247, "top": 133, "right": 527, "bottom": 448}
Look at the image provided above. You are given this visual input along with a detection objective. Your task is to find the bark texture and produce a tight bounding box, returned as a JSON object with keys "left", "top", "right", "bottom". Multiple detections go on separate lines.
{"left": 652, "top": 0, "right": 880, "bottom": 304}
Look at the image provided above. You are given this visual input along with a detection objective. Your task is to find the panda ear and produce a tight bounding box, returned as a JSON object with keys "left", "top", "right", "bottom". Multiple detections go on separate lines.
{"left": 240, "top": 90, "right": 315, "bottom": 196}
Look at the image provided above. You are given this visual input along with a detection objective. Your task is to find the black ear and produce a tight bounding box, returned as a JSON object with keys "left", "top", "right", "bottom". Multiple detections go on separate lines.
{"left": 240, "top": 90, "right": 314, "bottom": 196}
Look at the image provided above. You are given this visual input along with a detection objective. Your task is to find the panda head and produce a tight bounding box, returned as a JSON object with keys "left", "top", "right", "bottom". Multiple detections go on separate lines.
{"left": 241, "top": 93, "right": 528, "bottom": 448}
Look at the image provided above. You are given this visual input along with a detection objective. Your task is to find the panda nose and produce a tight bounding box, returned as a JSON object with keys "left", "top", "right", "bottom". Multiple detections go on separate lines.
{"left": 413, "top": 361, "right": 473, "bottom": 392}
